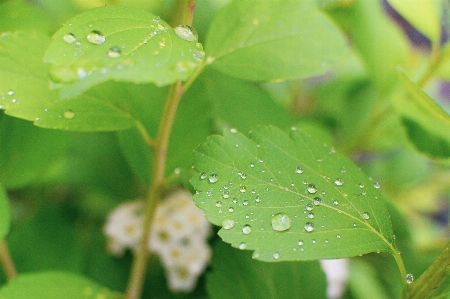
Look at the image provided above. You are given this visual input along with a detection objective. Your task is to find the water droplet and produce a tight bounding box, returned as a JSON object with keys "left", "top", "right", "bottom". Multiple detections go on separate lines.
{"left": 298, "top": 240, "right": 304, "bottom": 246}
{"left": 271, "top": 213, "right": 291, "bottom": 232}
{"left": 334, "top": 178, "right": 344, "bottom": 186}
{"left": 240, "top": 186, "right": 246, "bottom": 193}
{"left": 228, "top": 207, "right": 234, "bottom": 213}
{"left": 222, "top": 191, "right": 230, "bottom": 199}
{"left": 340, "top": 167, "right": 346, "bottom": 173}
{"left": 305, "top": 203, "right": 314, "bottom": 211}
{"left": 242, "top": 225, "right": 252, "bottom": 234}
{"left": 153, "top": 16, "right": 161, "bottom": 22}
{"left": 206, "top": 190, "right": 213, "bottom": 197}
{"left": 313, "top": 197, "right": 322, "bottom": 205}
{"left": 63, "top": 33, "right": 77, "bottom": 44}
{"left": 209, "top": 172, "right": 219, "bottom": 183}
{"left": 406, "top": 274, "right": 414, "bottom": 284}
{"left": 232, "top": 198, "right": 238, "bottom": 204}
{"left": 7, "top": 90, "right": 14, "bottom": 96}
{"left": 240, "top": 173, "right": 247, "bottom": 180}
{"left": 222, "top": 219, "right": 234, "bottom": 229}
{"left": 249, "top": 163, "right": 255, "bottom": 168}
{"left": 108, "top": 46, "right": 121, "bottom": 58}
{"left": 329, "top": 147, "right": 336, "bottom": 154}
{"left": 296, "top": 166, "right": 304, "bottom": 174}
{"left": 336, "top": 234, "right": 341, "bottom": 239}
{"left": 239, "top": 242, "right": 246, "bottom": 250}
{"left": 63, "top": 110, "right": 75, "bottom": 119}
{"left": 193, "top": 50, "right": 205, "bottom": 62}
{"left": 307, "top": 184, "right": 317, "bottom": 194}
{"left": 255, "top": 196, "right": 261, "bottom": 203}
{"left": 304, "top": 222, "right": 314, "bottom": 232}
{"left": 307, "top": 212, "right": 314, "bottom": 219}
{"left": 242, "top": 200, "right": 248, "bottom": 206}
{"left": 87, "top": 30, "right": 106, "bottom": 45}
{"left": 359, "top": 183, "right": 365, "bottom": 189}
{"left": 215, "top": 201, "right": 222, "bottom": 208}
{"left": 311, "top": 239, "right": 316, "bottom": 244}
{"left": 362, "top": 212, "right": 370, "bottom": 220}
{"left": 273, "top": 252, "right": 280, "bottom": 260}
{"left": 332, "top": 199, "right": 339, "bottom": 206}
{"left": 373, "top": 182, "right": 380, "bottom": 189}
{"left": 174, "top": 25, "right": 198, "bottom": 42}
{"left": 200, "top": 172, "right": 207, "bottom": 180}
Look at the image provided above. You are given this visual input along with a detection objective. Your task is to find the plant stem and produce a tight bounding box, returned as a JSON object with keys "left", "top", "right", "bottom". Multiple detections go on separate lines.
{"left": 126, "top": 2, "right": 197, "bottom": 298}
{"left": 407, "top": 244, "right": 450, "bottom": 299}
{"left": 0, "top": 240, "right": 17, "bottom": 280}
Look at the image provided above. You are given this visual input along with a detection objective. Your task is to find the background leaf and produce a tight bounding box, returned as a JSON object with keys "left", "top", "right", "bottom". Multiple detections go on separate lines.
{"left": 0, "top": 271, "right": 122, "bottom": 299}
{"left": 191, "top": 126, "right": 396, "bottom": 261}
{"left": 0, "top": 1, "right": 52, "bottom": 34}
{"left": 0, "top": 184, "right": 10, "bottom": 241}
{"left": 44, "top": 6, "right": 203, "bottom": 99}
{"left": 206, "top": 240, "right": 327, "bottom": 299}
{"left": 204, "top": 0, "right": 347, "bottom": 81}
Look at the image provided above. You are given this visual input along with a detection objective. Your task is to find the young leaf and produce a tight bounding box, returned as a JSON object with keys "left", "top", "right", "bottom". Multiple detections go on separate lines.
{"left": 395, "top": 70, "right": 450, "bottom": 158}
{"left": 0, "top": 184, "right": 10, "bottom": 242}
{"left": 44, "top": 6, "right": 204, "bottom": 99}
{"left": 207, "top": 241, "right": 327, "bottom": 299}
{"left": 204, "top": 0, "right": 347, "bottom": 82}
{"left": 191, "top": 126, "right": 396, "bottom": 261}
{"left": 0, "top": 271, "right": 122, "bottom": 299}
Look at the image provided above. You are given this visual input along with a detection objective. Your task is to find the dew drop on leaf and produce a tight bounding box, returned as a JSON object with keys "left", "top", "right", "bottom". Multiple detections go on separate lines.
{"left": 305, "top": 203, "right": 314, "bottom": 211}
{"left": 307, "top": 184, "right": 317, "bottom": 194}
{"left": 63, "top": 110, "right": 75, "bottom": 119}
{"left": 87, "top": 30, "right": 106, "bottom": 45}
{"left": 273, "top": 252, "right": 280, "bottom": 260}
{"left": 200, "top": 172, "right": 207, "bottom": 180}
{"left": 215, "top": 201, "right": 222, "bottom": 208}
{"left": 255, "top": 196, "right": 261, "bottom": 203}
{"left": 108, "top": 46, "right": 121, "bottom": 58}
{"left": 239, "top": 186, "right": 247, "bottom": 193}
{"left": 222, "top": 191, "right": 230, "bottom": 199}
{"left": 304, "top": 222, "right": 314, "bottom": 232}
{"left": 174, "top": 25, "right": 198, "bottom": 42}
{"left": 334, "top": 178, "right": 344, "bottom": 186}
{"left": 313, "top": 197, "right": 322, "bottom": 205}
{"left": 153, "top": 16, "right": 161, "bottom": 22}
{"left": 242, "top": 225, "right": 252, "bottom": 234}
{"left": 406, "top": 274, "right": 414, "bottom": 284}
{"left": 332, "top": 199, "right": 339, "bottom": 206}
{"left": 222, "top": 219, "right": 235, "bottom": 230}
{"left": 271, "top": 213, "right": 291, "bottom": 232}
{"left": 63, "top": 33, "right": 77, "bottom": 44}
{"left": 193, "top": 50, "right": 205, "bottom": 62}
{"left": 7, "top": 90, "right": 14, "bottom": 96}
{"left": 340, "top": 167, "right": 346, "bottom": 173}
{"left": 295, "top": 166, "right": 304, "bottom": 174}
{"left": 373, "top": 182, "right": 381, "bottom": 189}
{"left": 298, "top": 240, "right": 304, "bottom": 246}
{"left": 209, "top": 172, "right": 219, "bottom": 183}
{"left": 362, "top": 212, "right": 370, "bottom": 220}
{"left": 307, "top": 212, "right": 314, "bottom": 219}
{"left": 228, "top": 207, "right": 234, "bottom": 213}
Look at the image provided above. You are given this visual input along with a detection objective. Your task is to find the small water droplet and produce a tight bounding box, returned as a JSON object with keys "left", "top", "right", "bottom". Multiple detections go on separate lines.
{"left": 242, "top": 225, "right": 252, "bottom": 234}
{"left": 209, "top": 172, "right": 219, "bottom": 183}
{"left": 329, "top": 147, "right": 336, "bottom": 154}
{"left": 362, "top": 212, "right": 370, "bottom": 220}
{"left": 255, "top": 196, "right": 261, "bottom": 203}
{"left": 273, "top": 252, "right": 280, "bottom": 260}
{"left": 334, "top": 178, "right": 344, "bottom": 186}
{"left": 240, "top": 186, "right": 247, "bottom": 193}
{"left": 340, "top": 167, "right": 346, "bottom": 173}
{"left": 359, "top": 183, "right": 365, "bottom": 189}
{"left": 193, "top": 50, "right": 205, "bottom": 62}
{"left": 313, "top": 197, "right": 322, "bottom": 205}
{"left": 406, "top": 274, "right": 414, "bottom": 284}
{"left": 239, "top": 242, "right": 246, "bottom": 250}
{"left": 215, "top": 201, "right": 222, "bottom": 208}
{"left": 153, "top": 16, "right": 161, "bottom": 22}
{"left": 336, "top": 234, "right": 341, "bottom": 239}
{"left": 304, "top": 222, "right": 314, "bottom": 232}
{"left": 200, "top": 172, "right": 207, "bottom": 180}
{"left": 7, "top": 90, "right": 14, "bottom": 96}
{"left": 228, "top": 207, "right": 234, "bottom": 213}
{"left": 63, "top": 33, "right": 77, "bottom": 44}
{"left": 242, "top": 200, "right": 249, "bottom": 206}
{"left": 249, "top": 163, "right": 255, "bottom": 168}
{"left": 174, "top": 24, "right": 198, "bottom": 42}
{"left": 332, "top": 199, "right": 339, "bottom": 206}
{"left": 222, "top": 219, "right": 234, "bottom": 229}
{"left": 307, "top": 212, "right": 314, "bottom": 219}
{"left": 240, "top": 173, "right": 247, "bottom": 180}
{"left": 232, "top": 198, "right": 238, "bottom": 204}
{"left": 271, "top": 213, "right": 291, "bottom": 232}
{"left": 206, "top": 190, "right": 213, "bottom": 197}
{"left": 296, "top": 166, "right": 304, "bottom": 174}
{"left": 305, "top": 203, "right": 314, "bottom": 211}
{"left": 63, "top": 110, "right": 75, "bottom": 119}
{"left": 373, "top": 182, "right": 380, "bottom": 189}
{"left": 298, "top": 240, "right": 304, "bottom": 246}
{"left": 108, "top": 46, "right": 121, "bottom": 58}
{"left": 311, "top": 239, "right": 316, "bottom": 244}
{"left": 87, "top": 30, "right": 106, "bottom": 45}
{"left": 222, "top": 191, "right": 230, "bottom": 199}
{"left": 307, "top": 184, "right": 317, "bottom": 194}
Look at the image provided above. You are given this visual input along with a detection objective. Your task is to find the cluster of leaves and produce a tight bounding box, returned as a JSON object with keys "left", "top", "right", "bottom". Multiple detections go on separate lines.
{"left": 0, "top": 0, "right": 449, "bottom": 298}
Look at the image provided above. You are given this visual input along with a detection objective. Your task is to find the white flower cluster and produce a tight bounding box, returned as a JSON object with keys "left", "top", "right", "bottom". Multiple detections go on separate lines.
{"left": 103, "top": 189, "right": 211, "bottom": 292}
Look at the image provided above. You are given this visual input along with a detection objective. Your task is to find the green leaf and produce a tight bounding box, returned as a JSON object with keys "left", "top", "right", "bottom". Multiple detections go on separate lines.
{"left": 44, "top": 6, "right": 203, "bottom": 99}
{"left": 0, "top": 1, "right": 52, "bottom": 34}
{"left": 204, "top": 0, "right": 347, "bottom": 82}
{"left": 395, "top": 70, "right": 450, "bottom": 158}
{"left": 0, "top": 184, "right": 10, "bottom": 241}
{"left": 191, "top": 126, "right": 396, "bottom": 261}
{"left": 0, "top": 115, "right": 70, "bottom": 189}
{"left": 0, "top": 271, "right": 122, "bottom": 299}
{"left": 206, "top": 240, "right": 327, "bottom": 299}
{"left": 387, "top": 0, "right": 442, "bottom": 44}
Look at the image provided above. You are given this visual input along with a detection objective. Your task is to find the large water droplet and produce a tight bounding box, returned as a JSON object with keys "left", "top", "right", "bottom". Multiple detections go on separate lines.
{"left": 108, "top": 46, "right": 121, "bottom": 58}
{"left": 334, "top": 178, "right": 344, "bottom": 186}
{"left": 304, "top": 222, "right": 314, "bottom": 232}
{"left": 222, "top": 219, "right": 235, "bottom": 229}
{"left": 174, "top": 25, "right": 198, "bottom": 42}
{"left": 63, "top": 110, "right": 75, "bottom": 119}
{"left": 209, "top": 172, "right": 219, "bottom": 183}
{"left": 87, "top": 30, "right": 106, "bottom": 45}
{"left": 307, "top": 184, "right": 317, "bottom": 194}
{"left": 406, "top": 274, "right": 414, "bottom": 284}
{"left": 271, "top": 213, "right": 291, "bottom": 232}
{"left": 63, "top": 33, "right": 77, "bottom": 44}
{"left": 362, "top": 212, "right": 370, "bottom": 220}
{"left": 242, "top": 225, "right": 252, "bottom": 234}
{"left": 273, "top": 252, "right": 280, "bottom": 260}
